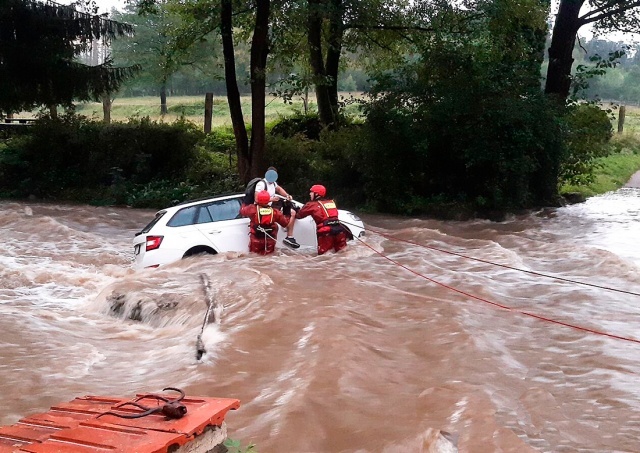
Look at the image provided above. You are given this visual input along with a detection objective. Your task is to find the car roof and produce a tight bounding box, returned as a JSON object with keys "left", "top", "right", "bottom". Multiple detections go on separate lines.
{"left": 158, "top": 192, "right": 244, "bottom": 215}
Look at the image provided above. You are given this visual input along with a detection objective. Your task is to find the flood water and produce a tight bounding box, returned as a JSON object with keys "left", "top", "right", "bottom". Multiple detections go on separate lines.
{"left": 1, "top": 189, "right": 640, "bottom": 452}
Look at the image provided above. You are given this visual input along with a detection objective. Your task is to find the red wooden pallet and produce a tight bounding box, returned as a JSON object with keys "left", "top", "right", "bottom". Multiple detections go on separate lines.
{"left": 0, "top": 392, "right": 240, "bottom": 453}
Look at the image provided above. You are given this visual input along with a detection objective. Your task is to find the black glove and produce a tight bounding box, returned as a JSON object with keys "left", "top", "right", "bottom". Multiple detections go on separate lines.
{"left": 282, "top": 201, "right": 292, "bottom": 217}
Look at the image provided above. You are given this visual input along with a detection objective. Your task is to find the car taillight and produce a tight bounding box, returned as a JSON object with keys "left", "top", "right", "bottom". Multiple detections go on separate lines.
{"left": 146, "top": 235, "right": 163, "bottom": 251}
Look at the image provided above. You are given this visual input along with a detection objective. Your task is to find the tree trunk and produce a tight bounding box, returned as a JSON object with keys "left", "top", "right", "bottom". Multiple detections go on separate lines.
{"left": 248, "top": 0, "right": 270, "bottom": 178}
{"left": 102, "top": 92, "right": 112, "bottom": 124}
{"left": 307, "top": 0, "right": 343, "bottom": 126}
{"left": 48, "top": 104, "right": 58, "bottom": 119}
{"left": 308, "top": 0, "right": 335, "bottom": 126}
{"left": 221, "top": 0, "right": 250, "bottom": 182}
{"left": 302, "top": 88, "right": 309, "bottom": 114}
{"left": 544, "top": 0, "right": 584, "bottom": 102}
{"left": 160, "top": 84, "right": 168, "bottom": 115}
{"left": 325, "top": 0, "right": 343, "bottom": 121}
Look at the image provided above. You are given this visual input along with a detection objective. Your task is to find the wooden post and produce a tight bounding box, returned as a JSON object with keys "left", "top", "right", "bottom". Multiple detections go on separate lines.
{"left": 204, "top": 92, "right": 213, "bottom": 134}
{"left": 618, "top": 105, "right": 626, "bottom": 134}
{"left": 102, "top": 92, "right": 112, "bottom": 124}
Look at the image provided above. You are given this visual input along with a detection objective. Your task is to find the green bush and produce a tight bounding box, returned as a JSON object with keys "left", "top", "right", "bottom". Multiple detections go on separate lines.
{"left": 0, "top": 113, "right": 208, "bottom": 204}
{"left": 265, "top": 133, "right": 315, "bottom": 197}
{"left": 269, "top": 113, "right": 324, "bottom": 140}
{"left": 0, "top": 112, "right": 105, "bottom": 196}
{"left": 98, "top": 116, "right": 204, "bottom": 183}
{"left": 264, "top": 122, "right": 367, "bottom": 208}
{"left": 362, "top": 36, "right": 566, "bottom": 212}
{"left": 125, "top": 180, "right": 199, "bottom": 208}
{"left": 607, "top": 133, "right": 640, "bottom": 155}
{"left": 559, "top": 103, "right": 613, "bottom": 186}
{"left": 0, "top": 137, "right": 28, "bottom": 197}
{"left": 185, "top": 127, "right": 242, "bottom": 196}
{"left": 201, "top": 127, "right": 237, "bottom": 154}
{"left": 338, "top": 74, "right": 357, "bottom": 92}
{"left": 183, "top": 150, "right": 242, "bottom": 199}
{"left": 167, "top": 103, "right": 204, "bottom": 116}
{"left": 308, "top": 125, "right": 367, "bottom": 207}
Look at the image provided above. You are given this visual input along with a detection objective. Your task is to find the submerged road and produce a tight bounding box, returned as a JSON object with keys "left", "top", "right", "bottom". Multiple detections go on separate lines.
{"left": 626, "top": 169, "right": 640, "bottom": 188}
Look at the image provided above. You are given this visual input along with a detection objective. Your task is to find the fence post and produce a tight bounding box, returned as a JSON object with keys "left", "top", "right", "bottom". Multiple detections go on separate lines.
{"left": 204, "top": 92, "right": 213, "bottom": 134}
{"left": 618, "top": 105, "right": 626, "bottom": 134}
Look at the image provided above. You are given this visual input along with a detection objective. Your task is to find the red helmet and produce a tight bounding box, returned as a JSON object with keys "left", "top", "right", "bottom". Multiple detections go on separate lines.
{"left": 310, "top": 184, "right": 326, "bottom": 197}
{"left": 256, "top": 190, "right": 271, "bottom": 205}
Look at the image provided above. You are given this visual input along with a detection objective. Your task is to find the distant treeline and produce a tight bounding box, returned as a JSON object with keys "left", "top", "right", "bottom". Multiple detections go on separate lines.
{"left": 565, "top": 38, "right": 640, "bottom": 104}
{"left": 117, "top": 37, "right": 638, "bottom": 102}
{"left": 118, "top": 68, "right": 372, "bottom": 98}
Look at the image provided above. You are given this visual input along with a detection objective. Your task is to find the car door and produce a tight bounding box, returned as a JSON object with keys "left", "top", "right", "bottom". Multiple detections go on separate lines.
{"left": 193, "top": 197, "right": 250, "bottom": 252}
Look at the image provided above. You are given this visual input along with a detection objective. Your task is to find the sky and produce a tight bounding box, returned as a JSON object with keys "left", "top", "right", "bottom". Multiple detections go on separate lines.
{"left": 94, "top": 0, "right": 126, "bottom": 14}
{"left": 56, "top": 0, "right": 126, "bottom": 15}
{"left": 58, "top": 0, "right": 637, "bottom": 44}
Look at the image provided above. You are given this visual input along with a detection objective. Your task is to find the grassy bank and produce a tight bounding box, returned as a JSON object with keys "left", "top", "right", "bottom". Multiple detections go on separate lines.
{"left": 561, "top": 134, "right": 640, "bottom": 197}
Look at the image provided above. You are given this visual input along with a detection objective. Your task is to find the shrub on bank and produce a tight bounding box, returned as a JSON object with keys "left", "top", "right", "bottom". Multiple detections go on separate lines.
{"left": 559, "top": 103, "right": 614, "bottom": 187}
{"left": 185, "top": 127, "right": 241, "bottom": 196}
{"left": 0, "top": 106, "right": 631, "bottom": 215}
{"left": 0, "top": 113, "right": 240, "bottom": 206}
{"left": 561, "top": 135, "right": 640, "bottom": 197}
{"left": 266, "top": 119, "right": 367, "bottom": 207}
{"left": 97, "top": 116, "right": 203, "bottom": 183}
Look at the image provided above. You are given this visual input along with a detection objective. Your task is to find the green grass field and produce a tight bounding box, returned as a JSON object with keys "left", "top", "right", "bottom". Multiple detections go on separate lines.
{"left": 607, "top": 103, "right": 640, "bottom": 136}
{"left": 78, "top": 95, "right": 305, "bottom": 126}
{"left": 43, "top": 93, "right": 366, "bottom": 126}
{"left": 21, "top": 95, "right": 637, "bottom": 133}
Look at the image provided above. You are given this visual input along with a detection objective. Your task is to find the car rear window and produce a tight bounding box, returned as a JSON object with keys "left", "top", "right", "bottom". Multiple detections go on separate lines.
{"left": 137, "top": 211, "right": 166, "bottom": 235}
{"left": 167, "top": 206, "right": 198, "bottom": 227}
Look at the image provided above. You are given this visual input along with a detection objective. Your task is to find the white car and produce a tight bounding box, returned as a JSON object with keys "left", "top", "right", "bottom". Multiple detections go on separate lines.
{"left": 132, "top": 193, "right": 366, "bottom": 269}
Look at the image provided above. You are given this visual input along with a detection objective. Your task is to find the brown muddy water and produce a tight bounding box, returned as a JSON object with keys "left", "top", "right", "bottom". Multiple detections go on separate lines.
{"left": 1, "top": 189, "right": 640, "bottom": 452}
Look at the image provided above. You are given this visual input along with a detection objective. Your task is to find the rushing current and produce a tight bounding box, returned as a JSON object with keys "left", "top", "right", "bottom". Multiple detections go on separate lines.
{"left": 1, "top": 187, "right": 640, "bottom": 453}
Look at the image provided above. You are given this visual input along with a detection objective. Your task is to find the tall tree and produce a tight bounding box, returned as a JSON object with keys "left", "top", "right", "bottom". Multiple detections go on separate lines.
{"left": 220, "top": 0, "right": 250, "bottom": 180}
{"left": 163, "top": 0, "right": 271, "bottom": 182}
{"left": 545, "top": 0, "right": 640, "bottom": 102}
{"left": 247, "top": 0, "right": 271, "bottom": 179}
{"left": 307, "top": 0, "right": 343, "bottom": 125}
{"left": 290, "top": 0, "right": 411, "bottom": 126}
{"left": 0, "top": 0, "right": 136, "bottom": 115}
{"left": 112, "top": 1, "right": 210, "bottom": 115}
{"left": 274, "top": 0, "right": 475, "bottom": 126}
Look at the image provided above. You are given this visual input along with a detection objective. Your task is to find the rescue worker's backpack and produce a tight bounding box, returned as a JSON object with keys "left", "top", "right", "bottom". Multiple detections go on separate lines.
{"left": 243, "top": 178, "right": 266, "bottom": 205}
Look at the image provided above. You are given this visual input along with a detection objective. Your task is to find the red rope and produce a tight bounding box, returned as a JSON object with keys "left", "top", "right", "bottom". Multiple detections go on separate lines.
{"left": 366, "top": 226, "right": 640, "bottom": 298}
{"left": 355, "top": 234, "right": 640, "bottom": 345}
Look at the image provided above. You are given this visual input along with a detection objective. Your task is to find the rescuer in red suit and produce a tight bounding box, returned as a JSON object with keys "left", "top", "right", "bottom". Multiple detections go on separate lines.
{"left": 295, "top": 184, "right": 348, "bottom": 255}
{"left": 240, "top": 190, "right": 291, "bottom": 255}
